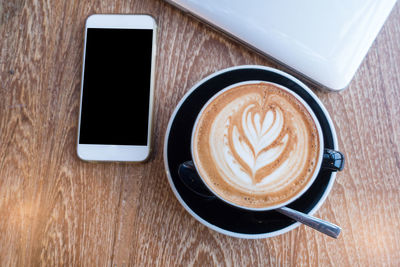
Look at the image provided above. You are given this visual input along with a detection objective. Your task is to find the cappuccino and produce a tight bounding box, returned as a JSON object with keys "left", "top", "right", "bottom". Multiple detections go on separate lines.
{"left": 192, "top": 82, "right": 322, "bottom": 209}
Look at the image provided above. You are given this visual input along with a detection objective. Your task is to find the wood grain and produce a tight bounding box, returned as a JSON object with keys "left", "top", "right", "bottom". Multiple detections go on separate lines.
{"left": 1, "top": 0, "right": 400, "bottom": 266}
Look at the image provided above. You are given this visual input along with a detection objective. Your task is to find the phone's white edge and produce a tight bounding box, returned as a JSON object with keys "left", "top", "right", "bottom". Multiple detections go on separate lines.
{"left": 77, "top": 144, "right": 150, "bottom": 162}
{"left": 86, "top": 14, "right": 156, "bottom": 29}
{"left": 77, "top": 14, "right": 157, "bottom": 162}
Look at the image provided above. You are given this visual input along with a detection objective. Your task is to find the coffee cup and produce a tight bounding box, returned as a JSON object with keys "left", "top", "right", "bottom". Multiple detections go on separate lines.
{"left": 181, "top": 81, "right": 344, "bottom": 211}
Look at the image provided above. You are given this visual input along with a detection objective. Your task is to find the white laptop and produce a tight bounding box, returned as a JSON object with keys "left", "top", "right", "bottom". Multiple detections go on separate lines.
{"left": 164, "top": 0, "right": 397, "bottom": 91}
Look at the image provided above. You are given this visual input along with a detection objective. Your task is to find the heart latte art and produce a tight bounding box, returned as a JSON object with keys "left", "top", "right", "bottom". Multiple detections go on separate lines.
{"left": 192, "top": 82, "right": 321, "bottom": 209}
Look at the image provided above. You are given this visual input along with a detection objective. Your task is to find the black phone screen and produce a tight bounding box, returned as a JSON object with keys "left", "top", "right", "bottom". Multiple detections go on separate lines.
{"left": 79, "top": 28, "right": 153, "bottom": 146}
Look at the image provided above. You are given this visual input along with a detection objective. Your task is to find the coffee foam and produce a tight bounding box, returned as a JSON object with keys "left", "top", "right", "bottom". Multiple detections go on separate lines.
{"left": 192, "top": 82, "right": 320, "bottom": 209}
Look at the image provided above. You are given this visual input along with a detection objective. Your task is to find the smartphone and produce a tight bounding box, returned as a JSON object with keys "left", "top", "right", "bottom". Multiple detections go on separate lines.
{"left": 77, "top": 14, "right": 157, "bottom": 162}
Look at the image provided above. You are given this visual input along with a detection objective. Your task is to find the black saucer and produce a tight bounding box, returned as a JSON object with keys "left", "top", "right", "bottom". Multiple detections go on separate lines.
{"left": 164, "top": 66, "right": 338, "bottom": 238}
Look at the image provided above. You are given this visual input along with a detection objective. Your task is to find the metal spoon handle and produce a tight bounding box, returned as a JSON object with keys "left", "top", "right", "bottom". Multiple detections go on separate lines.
{"left": 277, "top": 206, "right": 341, "bottom": 238}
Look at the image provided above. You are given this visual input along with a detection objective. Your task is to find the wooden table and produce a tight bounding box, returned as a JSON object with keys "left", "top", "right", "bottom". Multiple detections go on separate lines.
{"left": 1, "top": 1, "right": 400, "bottom": 266}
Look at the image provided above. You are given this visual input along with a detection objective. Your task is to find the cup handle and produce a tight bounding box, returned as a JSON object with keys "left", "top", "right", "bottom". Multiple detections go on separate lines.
{"left": 321, "top": 149, "right": 345, "bottom": 171}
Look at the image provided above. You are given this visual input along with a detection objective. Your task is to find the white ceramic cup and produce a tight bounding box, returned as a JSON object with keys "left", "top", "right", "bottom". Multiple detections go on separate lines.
{"left": 190, "top": 80, "right": 325, "bottom": 211}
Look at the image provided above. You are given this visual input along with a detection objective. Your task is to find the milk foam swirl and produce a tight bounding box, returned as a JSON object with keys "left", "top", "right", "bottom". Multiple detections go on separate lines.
{"left": 193, "top": 82, "right": 320, "bottom": 208}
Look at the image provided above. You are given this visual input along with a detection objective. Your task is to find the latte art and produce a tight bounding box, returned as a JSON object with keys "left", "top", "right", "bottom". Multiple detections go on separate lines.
{"left": 193, "top": 82, "right": 321, "bottom": 209}
{"left": 215, "top": 102, "right": 290, "bottom": 186}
